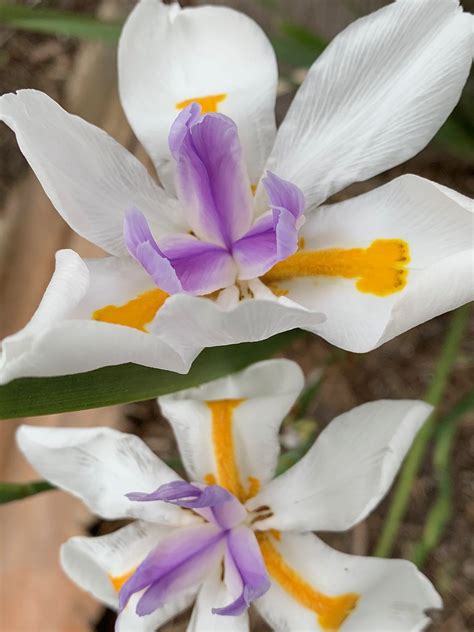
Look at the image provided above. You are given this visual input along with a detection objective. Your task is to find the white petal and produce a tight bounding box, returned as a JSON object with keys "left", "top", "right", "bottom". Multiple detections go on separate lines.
{"left": 247, "top": 400, "right": 432, "bottom": 532}
{"left": 159, "top": 360, "right": 304, "bottom": 492}
{"left": 0, "top": 90, "right": 185, "bottom": 255}
{"left": 187, "top": 567, "right": 249, "bottom": 632}
{"left": 61, "top": 521, "right": 172, "bottom": 609}
{"left": 118, "top": 0, "right": 277, "bottom": 189}
{"left": 254, "top": 532, "right": 441, "bottom": 632}
{"left": 0, "top": 250, "right": 193, "bottom": 383}
{"left": 273, "top": 175, "right": 474, "bottom": 353}
{"left": 150, "top": 291, "right": 325, "bottom": 358}
{"left": 16, "top": 425, "right": 199, "bottom": 525}
{"left": 265, "top": 0, "right": 473, "bottom": 207}
{"left": 117, "top": 589, "right": 196, "bottom": 632}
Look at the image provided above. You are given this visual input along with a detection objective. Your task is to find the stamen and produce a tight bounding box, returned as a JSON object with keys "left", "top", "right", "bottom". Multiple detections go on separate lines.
{"left": 176, "top": 94, "right": 227, "bottom": 114}
{"left": 262, "top": 239, "right": 410, "bottom": 297}
{"left": 257, "top": 533, "right": 359, "bottom": 631}
{"left": 92, "top": 288, "right": 168, "bottom": 332}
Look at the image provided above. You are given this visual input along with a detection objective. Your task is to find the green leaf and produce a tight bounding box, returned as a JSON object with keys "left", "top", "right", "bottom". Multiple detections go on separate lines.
{"left": 411, "top": 390, "right": 474, "bottom": 568}
{"left": 0, "top": 4, "right": 122, "bottom": 42}
{"left": 0, "top": 331, "right": 304, "bottom": 419}
{"left": 0, "top": 480, "right": 55, "bottom": 504}
{"left": 272, "top": 21, "right": 327, "bottom": 68}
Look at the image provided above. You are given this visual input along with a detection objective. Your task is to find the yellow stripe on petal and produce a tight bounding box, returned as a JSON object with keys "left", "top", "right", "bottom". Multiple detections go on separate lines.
{"left": 257, "top": 534, "right": 359, "bottom": 631}
{"left": 92, "top": 288, "right": 169, "bottom": 332}
{"left": 262, "top": 239, "right": 410, "bottom": 297}
{"left": 176, "top": 94, "right": 227, "bottom": 114}
{"left": 206, "top": 399, "right": 260, "bottom": 502}
{"left": 109, "top": 568, "right": 136, "bottom": 592}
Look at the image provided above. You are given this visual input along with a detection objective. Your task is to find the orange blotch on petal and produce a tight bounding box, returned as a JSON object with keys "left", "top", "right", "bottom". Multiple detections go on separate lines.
{"left": 262, "top": 238, "right": 410, "bottom": 297}
{"left": 176, "top": 94, "right": 227, "bottom": 114}
{"left": 257, "top": 533, "right": 359, "bottom": 631}
{"left": 109, "top": 568, "right": 135, "bottom": 592}
{"left": 92, "top": 288, "right": 169, "bottom": 332}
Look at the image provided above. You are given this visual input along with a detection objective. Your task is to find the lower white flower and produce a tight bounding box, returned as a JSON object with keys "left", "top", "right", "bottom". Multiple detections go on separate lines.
{"left": 17, "top": 360, "right": 441, "bottom": 631}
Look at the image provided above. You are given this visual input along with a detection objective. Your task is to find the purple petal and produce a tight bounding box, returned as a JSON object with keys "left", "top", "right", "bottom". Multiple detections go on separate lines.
{"left": 213, "top": 526, "right": 270, "bottom": 616}
{"left": 124, "top": 209, "right": 182, "bottom": 294}
{"left": 124, "top": 211, "right": 236, "bottom": 295}
{"left": 170, "top": 106, "right": 253, "bottom": 248}
{"left": 159, "top": 233, "right": 237, "bottom": 295}
{"left": 232, "top": 172, "right": 305, "bottom": 280}
{"left": 263, "top": 170, "right": 305, "bottom": 221}
{"left": 119, "top": 524, "right": 225, "bottom": 612}
{"left": 127, "top": 480, "right": 246, "bottom": 530}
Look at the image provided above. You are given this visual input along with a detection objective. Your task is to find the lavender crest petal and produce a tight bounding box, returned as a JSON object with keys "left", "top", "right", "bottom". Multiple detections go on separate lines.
{"left": 119, "top": 523, "right": 224, "bottom": 611}
{"left": 159, "top": 234, "right": 237, "bottom": 295}
{"left": 168, "top": 103, "right": 201, "bottom": 161}
{"left": 171, "top": 108, "right": 253, "bottom": 247}
{"left": 263, "top": 170, "right": 305, "bottom": 220}
{"left": 232, "top": 172, "right": 305, "bottom": 280}
{"left": 124, "top": 209, "right": 182, "bottom": 294}
{"left": 213, "top": 525, "right": 270, "bottom": 616}
{"left": 127, "top": 480, "right": 246, "bottom": 529}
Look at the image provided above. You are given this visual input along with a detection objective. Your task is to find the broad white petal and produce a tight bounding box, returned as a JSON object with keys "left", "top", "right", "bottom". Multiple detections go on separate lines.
{"left": 119, "top": 0, "right": 277, "bottom": 189}
{"left": 0, "top": 250, "right": 193, "bottom": 383}
{"left": 247, "top": 400, "right": 432, "bottom": 532}
{"left": 0, "top": 90, "right": 185, "bottom": 255}
{"left": 117, "top": 589, "right": 196, "bottom": 632}
{"left": 150, "top": 290, "right": 325, "bottom": 358}
{"left": 265, "top": 0, "right": 473, "bottom": 207}
{"left": 187, "top": 567, "right": 249, "bottom": 631}
{"left": 159, "top": 360, "right": 304, "bottom": 493}
{"left": 61, "top": 521, "right": 172, "bottom": 609}
{"left": 272, "top": 175, "right": 474, "bottom": 352}
{"left": 255, "top": 532, "right": 441, "bottom": 632}
{"left": 17, "top": 425, "right": 199, "bottom": 525}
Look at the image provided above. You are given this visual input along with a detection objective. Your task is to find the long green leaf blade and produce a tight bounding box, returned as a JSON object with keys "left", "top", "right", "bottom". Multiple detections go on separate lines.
{"left": 0, "top": 5, "right": 122, "bottom": 42}
{"left": 0, "top": 331, "right": 303, "bottom": 419}
{"left": 0, "top": 480, "right": 55, "bottom": 503}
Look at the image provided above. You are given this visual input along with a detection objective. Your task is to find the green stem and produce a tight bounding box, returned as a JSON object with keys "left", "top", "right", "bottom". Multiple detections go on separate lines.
{"left": 411, "top": 390, "right": 474, "bottom": 567}
{"left": 374, "top": 304, "right": 471, "bottom": 558}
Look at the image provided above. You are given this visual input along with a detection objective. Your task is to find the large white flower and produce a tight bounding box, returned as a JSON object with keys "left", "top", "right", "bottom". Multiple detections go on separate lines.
{"left": 1, "top": 0, "right": 473, "bottom": 382}
{"left": 17, "top": 360, "right": 441, "bottom": 631}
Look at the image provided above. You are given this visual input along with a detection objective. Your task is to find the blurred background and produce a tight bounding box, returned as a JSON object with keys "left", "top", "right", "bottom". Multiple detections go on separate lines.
{"left": 0, "top": 0, "right": 473, "bottom": 630}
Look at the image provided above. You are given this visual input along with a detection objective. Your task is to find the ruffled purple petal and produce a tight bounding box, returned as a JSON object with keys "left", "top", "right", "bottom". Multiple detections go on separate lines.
{"left": 118, "top": 524, "right": 225, "bottom": 613}
{"left": 124, "top": 209, "right": 182, "bottom": 294}
{"left": 170, "top": 105, "right": 253, "bottom": 248}
{"left": 232, "top": 171, "right": 305, "bottom": 280}
{"left": 124, "top": 210, "right": 236, "bottom": 295}
{"left": 263, "top": 170, "right": 305, "bottom": 221}
{"left": 159, "top": 233, "right": 236, "bottom": 295}
{"left": 213, "top": 525, "right": 270, "bottom": 616}
{"left": 126, "top": 480, "right": 247, "bottom": 530}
